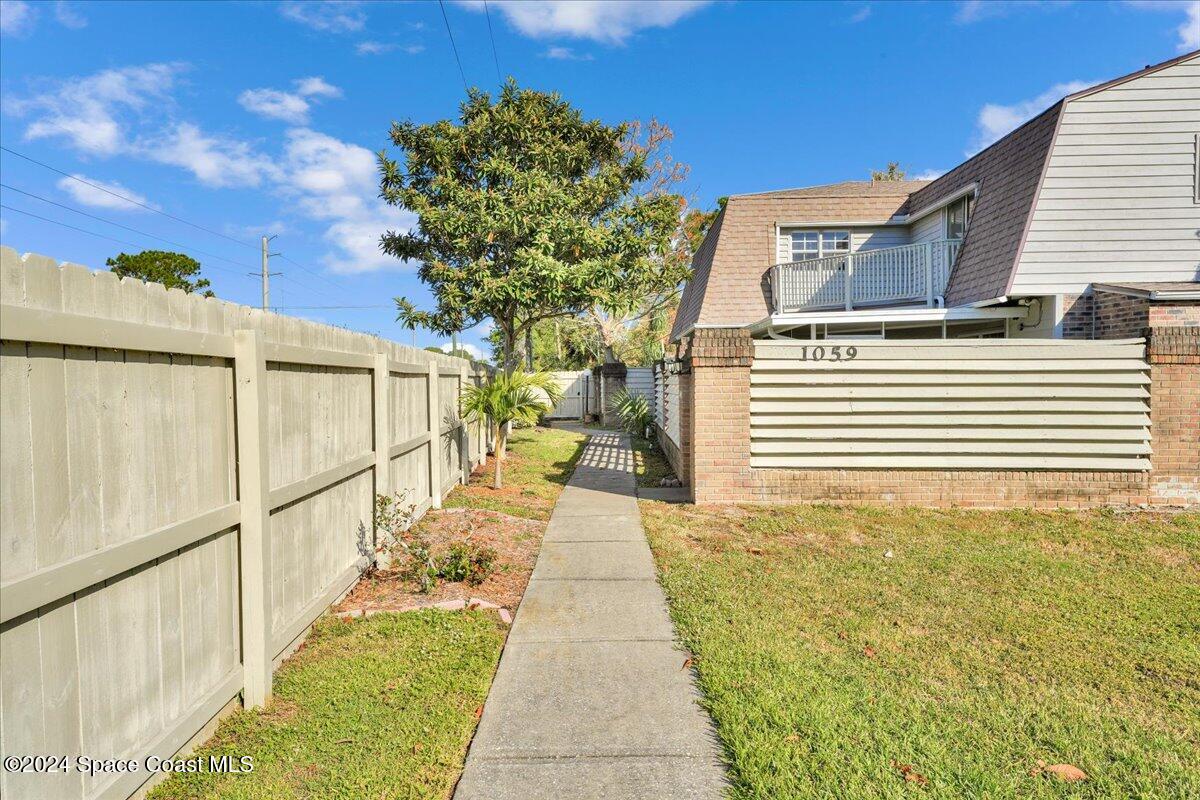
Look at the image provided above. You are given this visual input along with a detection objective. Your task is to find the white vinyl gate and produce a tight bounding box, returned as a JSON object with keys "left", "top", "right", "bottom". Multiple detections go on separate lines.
{"left": 544, "top": 370, "right": 590, "bottom": 419}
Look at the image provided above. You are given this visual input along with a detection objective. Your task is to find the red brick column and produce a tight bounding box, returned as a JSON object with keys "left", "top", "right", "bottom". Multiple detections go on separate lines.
{"left": 687, "top": 328, "right": 753, "bottom": 503}
{"left": 1147, "top": 328, "right": 1200, "bottom": 504}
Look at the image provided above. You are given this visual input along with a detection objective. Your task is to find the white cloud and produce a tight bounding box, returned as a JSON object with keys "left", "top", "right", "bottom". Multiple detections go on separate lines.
{"left": 970, "top": 80, "right": 1093, "bottom": 153}
{"left": 56, "top": 174, "right": 157, "bottom": 211}
{"left": 279, "top": 0, "right": 366, "bottom": 33}
{"left": 238, "top": 77, "right": 342, "bottom": 124}
{"left": 279, "top": 128, "right": 415, "bottom": 273}
{"left": 1183, "top": 1, "right": 1200, "bottom": 48}
{"left": 954, "top": 0, "right": 1061, "bottom": 24}
{"left": 9, "top": 62, "right": 181, "bottom": 155}
{"left": 403, "top": 43, "right": 426, "bottom": 54}
{"left": 224, "top": 220, "right": 290, "bottom": 238}
{"left": 912, "top": 169, "right": 944, "bottom": 181}
{"left": 54, "top": 1, "right": 85, "bottom": 29}
{"left": 355, "top": 40, "right": 395, "bottom": 55}
{"left": 142, "top": 122, "right": 280, "bottom": 188}
{"left": 461, "top": 0, "right": 711, "bottom": 44}
{"left": 543, "top": 45, "right": 593, "bottom": 60}
{"left": 1126, "top": 1, "right": 1200, "bottom": 50}
{"left": 438, "top": 341, "right": 484, "bottom": 359}
{"left": 849, "top": 5, "right": 872, "bottom": 23}
{"left": 1, "top": 0, "right": 36, "bottom": 36}
{"left": 295, "top": 76, "right": 342, "bottom": 98}
{"left": 238, "top": 88, "right": 310, "bottom": 123}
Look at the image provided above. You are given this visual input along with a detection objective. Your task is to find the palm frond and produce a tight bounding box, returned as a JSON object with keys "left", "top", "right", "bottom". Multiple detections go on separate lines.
{"left": 461, "top": 370, "right": 565, "bottom": 427}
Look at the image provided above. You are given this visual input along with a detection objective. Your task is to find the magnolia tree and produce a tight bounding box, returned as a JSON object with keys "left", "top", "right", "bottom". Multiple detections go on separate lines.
{"left": 379, "top": 81, "right": 681, "bottom": 375}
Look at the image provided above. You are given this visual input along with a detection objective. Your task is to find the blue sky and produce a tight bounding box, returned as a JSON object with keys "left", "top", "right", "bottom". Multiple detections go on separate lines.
{"left": 2, "top": 0, "right": 1197, "bottom": 356}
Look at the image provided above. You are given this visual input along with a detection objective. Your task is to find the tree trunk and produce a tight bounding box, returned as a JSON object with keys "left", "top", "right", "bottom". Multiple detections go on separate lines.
{"left": 603, "top": 342, "right": 617, "bottom": 364}
{"left": 492, "top": 426, "right": 505, "bottom": 489}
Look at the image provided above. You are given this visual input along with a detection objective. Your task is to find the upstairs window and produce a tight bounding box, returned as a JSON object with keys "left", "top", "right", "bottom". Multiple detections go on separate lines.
{"left": 790, "top": 230, "right": 849, "bottom": 261}
{"left": 821, "top": 231, "right": 850, "bottom": 254}
{"left": 790, "top": 231, "right": 819, "bottom": 261}
{"left": 945, "top": 195, "right": 971, "bottom": 240}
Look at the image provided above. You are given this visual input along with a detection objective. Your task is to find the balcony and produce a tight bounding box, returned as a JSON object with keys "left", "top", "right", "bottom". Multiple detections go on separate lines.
{"left": 769, "top": 239, "right": 962, "bottom": 314}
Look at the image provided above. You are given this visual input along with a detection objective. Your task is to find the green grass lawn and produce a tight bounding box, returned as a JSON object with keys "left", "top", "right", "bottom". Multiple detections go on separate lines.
{"left": 443, "top": 425, "right": 586, "bottom": 521}
{"left": 149, "top": 612, "right": 504, "bottom": 800}
{"left": 641, "top": 503, "right": 1200, "bottom": 799}
{"left": 630, "top": 433, "right": 673, "bottom": 488}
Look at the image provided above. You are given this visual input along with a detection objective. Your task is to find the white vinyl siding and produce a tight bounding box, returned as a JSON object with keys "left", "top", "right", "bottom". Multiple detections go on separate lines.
{"left": 909, "top": 208, "right": 944, "bottom": 245}
{"left": 777, "top": 225, "right": 910, "bottom": 263}
{"left": 1011, "top": 54, "right": 1200, "bottom": 295}
{"left": 750, "top": 338, "right": 1151, "bottom": 471}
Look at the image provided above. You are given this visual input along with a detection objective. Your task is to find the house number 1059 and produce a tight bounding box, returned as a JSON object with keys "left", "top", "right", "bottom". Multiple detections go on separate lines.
{"left": 797, "top": 345, "right": 858, "bottom": 362}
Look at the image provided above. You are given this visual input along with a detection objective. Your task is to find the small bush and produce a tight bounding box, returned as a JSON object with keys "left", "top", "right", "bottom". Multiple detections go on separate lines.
{"left": 611, "top": 389, "right": 653, "bottom": 437}
{"left": 440, "top": 541, "right": 499, "bottom": 586}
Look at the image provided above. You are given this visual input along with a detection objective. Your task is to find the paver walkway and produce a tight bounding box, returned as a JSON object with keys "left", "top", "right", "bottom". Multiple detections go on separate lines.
{"left": 454, "top": 430, "right": 726, "bottom": 799}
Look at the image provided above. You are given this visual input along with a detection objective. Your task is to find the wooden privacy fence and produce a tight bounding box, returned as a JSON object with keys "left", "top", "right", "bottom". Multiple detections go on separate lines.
{"left": 750, "top": 338, "right": 1151, "bottom": 470}
{"left": 0, "top": 248, "right": 490, "bottom": 800}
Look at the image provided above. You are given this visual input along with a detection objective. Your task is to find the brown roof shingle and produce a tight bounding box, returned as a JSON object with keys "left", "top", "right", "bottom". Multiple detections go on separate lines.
{"left": 913, "top": 102, "right": 1063, "bottom": 306}
{"left": 671, "top": 51, "right": 1198, "bottom": 336}
{"left": 670, "top": 183, "right": 921, "bottom": 339}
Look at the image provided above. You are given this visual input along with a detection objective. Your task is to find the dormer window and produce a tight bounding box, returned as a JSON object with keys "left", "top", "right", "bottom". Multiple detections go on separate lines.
{"left": 790, "top": 230, "right": 850, "bottom": 261}
{"left": 945, "top": 195, "right": 971, "bottom": 240}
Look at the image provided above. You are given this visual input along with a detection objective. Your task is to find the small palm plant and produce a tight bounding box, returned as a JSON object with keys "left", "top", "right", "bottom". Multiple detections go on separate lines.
{"left": 461, "top": 371, "right": 564, "bottom": 489}
{"left": 611, "top": 388, "right": 653, "bottom": 438}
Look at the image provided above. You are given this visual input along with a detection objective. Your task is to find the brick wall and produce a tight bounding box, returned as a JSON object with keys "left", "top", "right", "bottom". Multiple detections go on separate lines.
{"left": 1150, "top": 303, "right": 1200, "bottom": 328}
{"left": 1147, "top": 328, "right": 1199, "bottom": 503}
{"left": 688, "top": 328, "right": 753, "bottom": 503}
{"left": 1060, "top": 292, "right": 1095, "bottom": 339}
{"left": 678, "top": 325, "right": 1198, "bottom": 508}
{"left": 1093, "top": 289, "right": 1149, "bottom": 339}
{"left": 1073, "top": 289, "right": 1199, "bottom": 340}
{"left": 591, "top": 363, "right": 627, "bottom": 426}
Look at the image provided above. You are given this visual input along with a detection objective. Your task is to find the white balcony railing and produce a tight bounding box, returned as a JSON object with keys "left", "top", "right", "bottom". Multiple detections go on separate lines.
{"left": 770, "top": 239, "right": 961, "bottom": 314}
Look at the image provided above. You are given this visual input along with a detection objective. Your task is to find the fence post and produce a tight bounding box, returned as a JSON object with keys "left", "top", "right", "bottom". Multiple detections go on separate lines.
{"left": 233, "top": 329, "right": 272, "bottom": 709}
{"left": 844, "top": 252, "right": 855, "bottom": 311}
{"left": 427, "top": 361, "right": 442, "bottom": 509}
{"left": 925, "top": 242, "right": 935, "bottom": 307}
{"left": 459, "top": 364, "right": 470, "bottom": 484}
{"left": 372, "top": 351, "right": 390, "bottom": 557}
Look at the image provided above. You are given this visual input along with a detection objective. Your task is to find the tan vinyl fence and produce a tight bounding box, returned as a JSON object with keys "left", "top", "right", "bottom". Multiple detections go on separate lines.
{"left": 652, "top": 361, "right": 681, "bottom": 449}
{"left": 0, "top": 248, "right": 490, "bottom": 800}
{"left": 750, "top": 338, "right": 1151, "bottom": 470}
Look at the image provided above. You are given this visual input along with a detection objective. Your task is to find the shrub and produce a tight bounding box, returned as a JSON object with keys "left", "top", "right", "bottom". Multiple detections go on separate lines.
{"left": 440, "top": 541, "right": 499, "bottom": 586}
{"left": 611, "top": 388, "right": 653, "bottom": 437}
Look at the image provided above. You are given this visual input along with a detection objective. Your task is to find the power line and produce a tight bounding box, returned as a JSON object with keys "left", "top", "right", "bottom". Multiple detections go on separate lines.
{"left": 438, "top": 0, "right": 469, "bottom": 92}
{"left": 1, "top": 182, "right": 260, "bottom": 277}
{"left": 3, "top": 182, "right": 318, "bottom": 296}
{"left": 483, "top": 0, "right": 503, "bottom": 83}
{"left": 2, "top": 204, "right": 149, "bottom": 251}
{"left": 277, "top": 253, "right": 357, "bottom": 296}
{"left": 0, "top": 146, "right": 258, "bottom": 251}
{"left": 271, "top": 304, "right": 395, "bottom": 310}
{"left": 3, "top": 146, "right": 358, "bottom": 298}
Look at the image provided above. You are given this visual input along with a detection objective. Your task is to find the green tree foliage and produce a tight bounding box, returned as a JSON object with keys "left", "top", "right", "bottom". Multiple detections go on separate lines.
{"left": 871, "top": 162, "right": 907, "bottom": 181}
{"left": 378, "top": 81, "right": 680, "bottom": 374}
{"left": 488, "top": 317, "right": 599, "bottom": 371}
{"left": 423, "top": 345, "right": 480, "bottom": 361}
{"left": 106, "top": 250, "right": 214, "bottom": 296}
{"left": 459, "top": 371, "right": 564, "bottom": 489}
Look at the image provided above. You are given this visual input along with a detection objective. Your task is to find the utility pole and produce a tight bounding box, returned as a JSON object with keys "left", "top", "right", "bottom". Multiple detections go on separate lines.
{"left": 258, "top": 235, "right": 282, "bottom": 311}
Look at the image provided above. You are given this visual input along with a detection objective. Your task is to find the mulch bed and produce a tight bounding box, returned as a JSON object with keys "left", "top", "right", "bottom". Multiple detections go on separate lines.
{"left": 335, "top": 507, "right": 546, "bottom": 616}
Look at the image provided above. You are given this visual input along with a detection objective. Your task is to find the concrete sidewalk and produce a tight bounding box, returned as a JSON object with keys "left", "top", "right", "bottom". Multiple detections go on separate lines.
{"left": 454, "top": 431, "right": 726, "bottom": 799}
